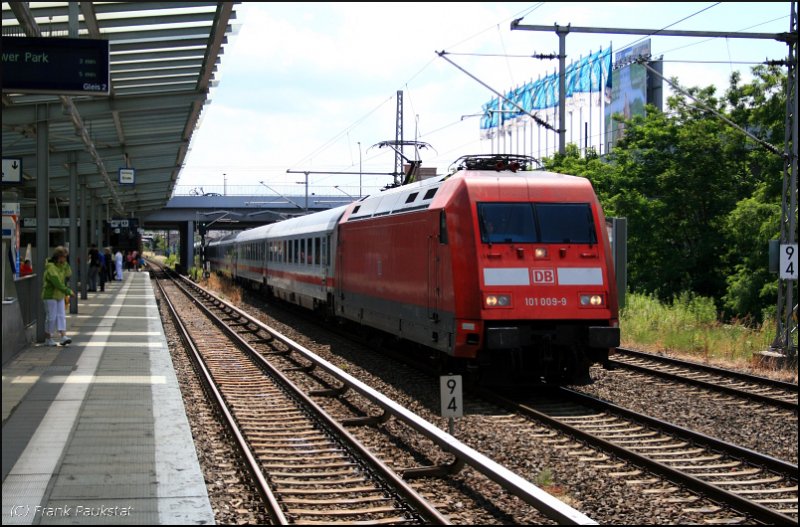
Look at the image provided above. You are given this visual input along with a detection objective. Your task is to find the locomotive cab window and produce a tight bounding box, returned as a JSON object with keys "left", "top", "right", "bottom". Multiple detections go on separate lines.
{"left": 478, "top": 202, "right": 597, "bottom": 244}
{"left": 478, "top": 203, "right": 537, "bottom": 243}
{"left": 536, "top": 203, "right": 597, "bottom": 244}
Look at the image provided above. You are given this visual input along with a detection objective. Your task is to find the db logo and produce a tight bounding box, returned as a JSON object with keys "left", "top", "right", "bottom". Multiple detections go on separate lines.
{"left": 532, "top": 268, "right": 555, "bottom": 284}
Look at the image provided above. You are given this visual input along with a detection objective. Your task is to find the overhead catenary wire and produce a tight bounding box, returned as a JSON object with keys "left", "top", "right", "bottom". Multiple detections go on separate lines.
{"left": 288, "top": 94, "right": 395, "bottom": 171}
{"left": 438, "top": 52, "right": 559, "bottom": 59}
{"left": 618, "top": 2, "right": 722, "bottom": 52}
{"left": 398, "top": 3, "right": 548, "bottom": 156}
{"left": 193, "top": 4, "right": 789, "bottom": 186}
{"left": 656, "top": 59, "right": 779, "bottom": 64}
{"left": 654, "top": 14, "right": 789, "bottom": 56}
{"left": 635, "top": 58, "right": 784, "bottom": 157}
{"left": 290, "top": 3, "right": 549, "bottom": 174}
{"left": 436, "top": 50, "right": 557, "bottom": 133}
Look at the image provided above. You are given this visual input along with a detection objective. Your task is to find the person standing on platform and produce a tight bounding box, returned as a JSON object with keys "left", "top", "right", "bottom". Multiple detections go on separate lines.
{"left": 88, "top": 243, "right": 100, "bottom": 291}
{"left": 41, "top": 246, "right": 73, "bottom": 346}
{"left": 98, "top": 248, "right": 107, "bottom": 291}
{"left": 104, "top": 247, "right": 114, "bottom": 283}
{"left": 115, "top": 248, "right": 124, "bottom": 281}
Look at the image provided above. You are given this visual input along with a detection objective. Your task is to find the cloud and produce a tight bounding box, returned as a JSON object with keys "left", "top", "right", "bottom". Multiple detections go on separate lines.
{"left": 181, "top": 2, "right": 791, "bottom": 191}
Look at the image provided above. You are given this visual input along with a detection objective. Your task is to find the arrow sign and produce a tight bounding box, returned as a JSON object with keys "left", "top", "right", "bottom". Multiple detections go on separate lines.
{"left": 2, "top": 158, "right": 23, "bottom": 184}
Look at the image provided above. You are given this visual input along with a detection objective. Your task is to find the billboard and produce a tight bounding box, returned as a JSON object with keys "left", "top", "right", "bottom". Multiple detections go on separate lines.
{"left": 605, "top": 40, "right": 651, "bottom": 150}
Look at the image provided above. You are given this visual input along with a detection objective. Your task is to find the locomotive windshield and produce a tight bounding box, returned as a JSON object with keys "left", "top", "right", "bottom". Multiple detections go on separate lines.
{"left": 479, "top": 203, "right": 537, "bottom": 243}
{"left": 478, "top": 202, "right": 597, "bottom": 244}
{"left": 535, "top": 203, "right": 597, "bottom": 244}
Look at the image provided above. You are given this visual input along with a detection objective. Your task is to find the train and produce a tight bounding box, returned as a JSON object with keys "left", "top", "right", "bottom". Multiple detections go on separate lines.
{"left": 106, "top": 218, "right": 142, "bottom": 254}
{"left": 205, "top": 154, "right": 619, "bottom": 384}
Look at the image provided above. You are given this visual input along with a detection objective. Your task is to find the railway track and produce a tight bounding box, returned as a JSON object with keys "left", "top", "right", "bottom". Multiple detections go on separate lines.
{"left": 355, "top": 329, "right": 799, "bottom": 523}
{"left": 170, "top": 269, "right": 798, "bottom": 523}
{"left": 481, "top": 387, "right": 798, "bottom": 525}
{"left": 154, "top": 269, "right": 447, "bottom": 524}
{"left": 610, "top": 347, "right": 798, "bottom": 411}
{"left": 153, "top": 265, "right": 596, "bottom": 525}
{"left": 257, "top": 304, "right": 798, "bottom": 523}
{"left": 254, "top": 292, "right": 798, "bottom": 523}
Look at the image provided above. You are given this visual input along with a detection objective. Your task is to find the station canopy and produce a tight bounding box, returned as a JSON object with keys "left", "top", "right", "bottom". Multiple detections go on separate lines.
{"left": 2, "top": 2, "right": 239, "bottom": 217}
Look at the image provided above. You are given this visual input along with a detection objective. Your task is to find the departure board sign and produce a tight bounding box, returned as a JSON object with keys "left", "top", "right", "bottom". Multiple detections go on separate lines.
{"left": 1, "top": 36, "right": 110, "bottom": 96}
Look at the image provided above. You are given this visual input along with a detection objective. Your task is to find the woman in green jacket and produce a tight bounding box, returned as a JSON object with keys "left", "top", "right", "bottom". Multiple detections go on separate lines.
{"left": 42, "top": 246, "right": 73, "bottom": 346}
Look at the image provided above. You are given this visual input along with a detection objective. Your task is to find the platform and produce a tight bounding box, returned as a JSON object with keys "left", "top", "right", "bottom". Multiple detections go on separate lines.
{"left": 2, "top": 271, "right": 214, "bottom": 525}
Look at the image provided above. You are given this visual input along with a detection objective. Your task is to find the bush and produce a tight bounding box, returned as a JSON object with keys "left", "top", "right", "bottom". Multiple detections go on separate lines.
{"left": 620, "top": 291, "right": 772, "bottom": 363}
{"left": 189, "top": 266, "right": 202, "bottom": 282}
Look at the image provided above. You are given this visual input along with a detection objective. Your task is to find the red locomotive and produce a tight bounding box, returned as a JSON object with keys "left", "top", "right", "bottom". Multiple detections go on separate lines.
{"left": 206, "top": 154, "right": 619, "bottom": 384}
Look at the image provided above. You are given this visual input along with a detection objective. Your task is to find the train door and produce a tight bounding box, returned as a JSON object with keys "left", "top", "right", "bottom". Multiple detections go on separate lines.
{"left": 427, "top": 212, "right": 443, "bottom": 322}
{"left": 262, "top": 240, "right": 268, "bottom": 283}
{"left": 336, "top": 227, "right": 346, "bottom": 308}
{"left": 318, "top": 235, "right": 327, "bottom": 288}
{"left": 232, "top": 243, "right": 238, "bottom": 279}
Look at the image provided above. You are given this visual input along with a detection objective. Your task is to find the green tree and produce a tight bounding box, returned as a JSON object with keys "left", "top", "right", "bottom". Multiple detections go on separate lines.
{"left": 545, "top": 65, "right": 787, "bottom": 321}
{"left": 544, "top": 144, "right": 620, "bottom": 207}
{"left": 154, "top": 234, "right": 167, "bottom": 253}
{"left": 723, "top": 184, "right": 780, "bottom": 320}
{"left": 719, "top": 66, "right": 787, "bottom": 320}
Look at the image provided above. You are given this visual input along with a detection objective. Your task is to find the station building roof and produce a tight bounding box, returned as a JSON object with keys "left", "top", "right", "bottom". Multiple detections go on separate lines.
{"left": 2, "top": 2, "right": 239, "bottom": 218}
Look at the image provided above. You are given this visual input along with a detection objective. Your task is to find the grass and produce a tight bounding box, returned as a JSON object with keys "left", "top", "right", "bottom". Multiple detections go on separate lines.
{"left": 533, "top": 468, "right": 554, "bottom": 488}
{"left": 620, "top": 292, "right": 797, "bottom": 382}
{"left": 147, "top": 252, "right": 177, "bottom": 269}
{"left": 533, "top": 468, "right": 573, "bottom": 503}
{"left": 200, "top": 272, "right": 242, "bottom": 305}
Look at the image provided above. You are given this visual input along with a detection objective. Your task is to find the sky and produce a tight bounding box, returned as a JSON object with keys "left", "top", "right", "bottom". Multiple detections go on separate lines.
{"left": 177, "top": 2, "right": 793, "bottom": 198}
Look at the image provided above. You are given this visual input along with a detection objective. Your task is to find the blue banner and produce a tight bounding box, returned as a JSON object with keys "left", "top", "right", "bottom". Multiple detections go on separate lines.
{"left": 481, "top": 47, "right": 612, "bottom": 130}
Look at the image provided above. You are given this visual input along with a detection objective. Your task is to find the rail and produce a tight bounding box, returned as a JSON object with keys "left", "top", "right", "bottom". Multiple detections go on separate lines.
{"left": 614, "top": 347, "right": 798, "bottom": 391}
{"left": 184, "top": 274, "right": 597, "bottom": 525}
{"left": 612, "top": 347, "right": 797, "bottom": 410}
{"left": 153, "top": 272, "right": 289, "bottom": 524}
{"left": 480, "top": 386, "right": 798, "bottom": 525}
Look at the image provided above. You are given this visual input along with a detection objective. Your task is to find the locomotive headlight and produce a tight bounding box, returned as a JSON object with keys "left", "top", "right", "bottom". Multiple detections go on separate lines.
{"left": 534, "top": 248, "right": 548, "bottom": 259}
{"left": 580, "top": 294, "right": 604, "bottom": 306}
{"left": 485, "top": 294, "right": 512, "bottom": 308}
